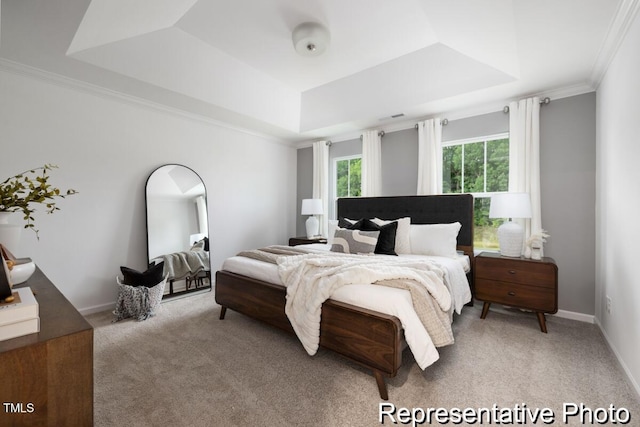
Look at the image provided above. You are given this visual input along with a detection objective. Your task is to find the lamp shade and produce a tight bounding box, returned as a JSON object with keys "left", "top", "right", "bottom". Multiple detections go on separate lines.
{"left": 301, "top": 199, "right": 323, "bottom": 215}
{"left": 190, "top": 233, "right": 206, "bottom": 246}
{"left": 489, "top": 193, "right": 532, "bottom": 219}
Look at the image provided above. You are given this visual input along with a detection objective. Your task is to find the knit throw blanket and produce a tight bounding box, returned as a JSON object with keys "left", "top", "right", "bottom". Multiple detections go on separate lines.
{"left": 236, "top": 245, "right": 311, "bottom": 263}
{"left": 113, "top": 276, "right": 167, "bottom": 322}
{"left": 159, "top": 249, "right": 209, "bottom": 281}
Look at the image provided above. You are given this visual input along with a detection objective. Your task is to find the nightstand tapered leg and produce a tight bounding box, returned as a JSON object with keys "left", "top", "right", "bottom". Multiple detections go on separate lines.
{"left": 480, "top": 302, "right": 491, "bottom": 319}
{"left": 536, "top": 312, "right": 548, "bottom": 333}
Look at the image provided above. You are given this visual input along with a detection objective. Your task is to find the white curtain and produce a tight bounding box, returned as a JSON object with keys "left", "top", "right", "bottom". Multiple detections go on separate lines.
{"left": 417, "top": 118, "right": 443, "bottom": 195}
{"left": 509, "top": 97, "right": 542, "bottom": 254}
{"left": 195, "top": 195, "right": 208, "bottom": 236}
{"left": 361, "top": 130, "right": 382, "bottom": 197}
{"left": 312, "top": 140, "right": 329, "bottom": 236}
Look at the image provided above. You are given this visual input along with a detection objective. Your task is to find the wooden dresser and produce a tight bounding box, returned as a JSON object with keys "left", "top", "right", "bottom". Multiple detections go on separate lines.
{"left": 0, "top": 267, "right": 93, "bottom": 426}
{"left": 474, "top": 251, "right": 558, "bottom": 333}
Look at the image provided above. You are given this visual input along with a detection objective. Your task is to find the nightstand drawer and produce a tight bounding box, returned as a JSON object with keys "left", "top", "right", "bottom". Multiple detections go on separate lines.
{"left": 475, "top": 279, "right": 557, "bottom": 313}
{"left": 475, "top": 257, "right": 556, "bottom": 289}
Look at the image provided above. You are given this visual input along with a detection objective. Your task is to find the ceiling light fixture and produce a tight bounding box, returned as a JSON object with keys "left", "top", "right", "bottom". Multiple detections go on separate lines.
{"left": 292, "top": 22, "right": 330, "bottom": 57}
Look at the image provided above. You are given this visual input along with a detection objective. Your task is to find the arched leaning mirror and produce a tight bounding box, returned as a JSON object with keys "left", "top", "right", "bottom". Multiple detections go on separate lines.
{"left": 145, "top": 164, "right": 211, "bottom": 298}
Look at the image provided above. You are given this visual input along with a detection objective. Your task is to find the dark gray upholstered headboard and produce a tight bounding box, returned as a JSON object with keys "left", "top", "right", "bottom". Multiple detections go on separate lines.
{"left": 336, "top": 194, "right": 474, "bottom": 259}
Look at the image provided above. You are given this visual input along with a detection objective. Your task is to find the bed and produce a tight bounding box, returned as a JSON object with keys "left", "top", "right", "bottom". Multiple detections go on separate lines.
{"left": 151, "top": 239, "right": 210, "bottom": 295}
{"left": 215, "top": 194, "right": 474, "bottom": 399}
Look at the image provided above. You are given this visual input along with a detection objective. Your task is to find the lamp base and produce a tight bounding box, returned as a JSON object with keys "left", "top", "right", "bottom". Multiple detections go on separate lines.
{"left": 305, "top": 216, "right": 319, "bottom": 239}
{"left": 497, "top": 221, "right": 524, "bottom": 257}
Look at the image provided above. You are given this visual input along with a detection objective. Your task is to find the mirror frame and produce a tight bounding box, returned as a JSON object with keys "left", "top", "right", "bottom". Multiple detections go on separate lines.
{"left": 145, "top": 164, "right": 211, "bottom": 298}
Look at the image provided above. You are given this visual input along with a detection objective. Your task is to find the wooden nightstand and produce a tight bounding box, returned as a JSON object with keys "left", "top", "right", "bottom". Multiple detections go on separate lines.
{"left": 289, "top": 236, "right": 327, "bottom": 246}
{"left": 474, "top": 251, "right": 558, "bottom": 333}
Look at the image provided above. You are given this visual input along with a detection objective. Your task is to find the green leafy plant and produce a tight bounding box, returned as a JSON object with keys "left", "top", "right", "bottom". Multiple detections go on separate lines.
{"left": 0, "top": 164, "right": 77, "bottom": 239}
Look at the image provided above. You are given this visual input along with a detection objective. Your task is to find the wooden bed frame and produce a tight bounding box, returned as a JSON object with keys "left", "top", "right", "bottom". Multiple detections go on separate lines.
{"left": 215, "top": 194, "right": 474, "bottom": 399}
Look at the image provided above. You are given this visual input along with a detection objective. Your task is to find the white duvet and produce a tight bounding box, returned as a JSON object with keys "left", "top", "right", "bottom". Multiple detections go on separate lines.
{"left": 221, "top": 246, "right": 471, "bottom": 369}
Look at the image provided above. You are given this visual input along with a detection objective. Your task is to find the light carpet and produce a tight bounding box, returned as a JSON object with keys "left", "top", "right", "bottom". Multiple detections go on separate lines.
{"left": 88, "top": 290, "right": 640, "bottom": 426}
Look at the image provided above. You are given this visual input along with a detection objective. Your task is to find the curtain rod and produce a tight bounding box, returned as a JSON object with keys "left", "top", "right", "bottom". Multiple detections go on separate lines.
{"left": 414, "top": 118, "right": 449, "bottom": 130}
{"left": 330, "top": 96, "right": 553, "bottom": 141}
{"left": 503, "top": 97, "right": 551, "bottom": 113}
{"left": 413, "top": 97, "right": 552, "bottom": 128}
{"left": 359, "top": 131, "right": 385, "bottom": 140}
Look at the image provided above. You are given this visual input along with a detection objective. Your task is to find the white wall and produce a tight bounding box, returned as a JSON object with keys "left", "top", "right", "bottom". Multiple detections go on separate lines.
{"left": 0, "top": 67, "right": 297, "bottom": 313}
{"left": 596, "top": 9, "right": 640, "bottom": 395}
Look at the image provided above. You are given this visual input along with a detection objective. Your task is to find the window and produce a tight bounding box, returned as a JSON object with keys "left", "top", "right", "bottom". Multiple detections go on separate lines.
{"left": 442, "top": 134, "right": 509, "bottom": 250}
{"left": 335, "top": 155, "right": 362, "bottom": 198}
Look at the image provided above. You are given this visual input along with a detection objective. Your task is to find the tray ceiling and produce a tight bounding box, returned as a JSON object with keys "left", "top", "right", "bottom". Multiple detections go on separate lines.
{"left": 0, "top": 0, "right": 629, "bottom": 142}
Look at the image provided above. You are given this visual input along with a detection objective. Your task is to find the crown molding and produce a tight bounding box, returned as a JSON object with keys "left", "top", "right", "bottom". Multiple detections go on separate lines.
{"left": 590, "top": 0, "right": 640, "bottom": 88}
{"left": 0, "top": 58, "right": 297, "bottom": 148}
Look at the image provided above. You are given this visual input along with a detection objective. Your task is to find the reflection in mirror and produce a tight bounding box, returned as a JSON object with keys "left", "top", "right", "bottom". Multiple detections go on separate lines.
{"left": 146, "top": 164, "right": 211, "bottom": 298}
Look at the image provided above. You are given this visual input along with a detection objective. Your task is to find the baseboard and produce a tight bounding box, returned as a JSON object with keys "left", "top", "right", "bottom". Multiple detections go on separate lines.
{"left": 79, "top": 288, "right": 214, "bottom": 317}
{"left": 553, "top": 309, "right": 595, "bottom": 323}
{"left": 594, "top": 317, "right": 640, "bottom": 401}
{"left": 79, "top": 302, "right": 115, "bottom": 316}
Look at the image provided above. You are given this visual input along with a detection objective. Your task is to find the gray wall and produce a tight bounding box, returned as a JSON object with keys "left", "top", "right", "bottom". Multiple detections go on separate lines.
{"left": 381, "top": 128, "right": 418, "bottom": 196}
{"left": 540, "top": 92, "right": 596, "bottom": 315}
{"left": 444, "top": 111, "right": 508, "bottom": 141}
{"left": 296, "top": 147, "right": 313, "bottom": 237}
{"left": 295, "top": 92, "right": 596, "bottom": 316}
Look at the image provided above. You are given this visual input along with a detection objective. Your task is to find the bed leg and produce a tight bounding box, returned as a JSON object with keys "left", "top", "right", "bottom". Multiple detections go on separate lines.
{"left": 219, "top": 306, "right": 227, "bottom": 320}
{"left": 374, "top": 370, "right": 389, "bottom": 400}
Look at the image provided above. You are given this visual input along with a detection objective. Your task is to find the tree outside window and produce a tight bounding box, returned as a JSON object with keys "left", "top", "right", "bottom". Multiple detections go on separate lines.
{"left": 442, "top": 135, "right": 509, "bottom": 249}
{"left": 336, "top": 156, "right": 361, "bottom": 198}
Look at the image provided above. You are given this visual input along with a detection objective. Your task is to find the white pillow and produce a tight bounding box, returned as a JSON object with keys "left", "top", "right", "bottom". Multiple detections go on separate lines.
{"left": 372, "top": 217, "right": 411, "bottom": 254}
{"left": 327, "top": 220, "right": 339, "bottom": 245}
{"left": 409, "top": 222, "right": 462, "bottom": 258}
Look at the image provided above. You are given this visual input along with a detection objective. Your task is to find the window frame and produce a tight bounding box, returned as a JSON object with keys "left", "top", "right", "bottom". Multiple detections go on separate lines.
{"left": 332, "top": 154, "right": 362, "bottom": 214}
{"left": 441, "top": 132, "right": 510, "bottom": 250}
{"left": 441, "top": 132, "right": 509, "bottom": 198}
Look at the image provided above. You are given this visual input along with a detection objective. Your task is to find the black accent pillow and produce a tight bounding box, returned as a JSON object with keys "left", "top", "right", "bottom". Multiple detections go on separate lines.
{"left": 203, "top": 236, "right": 210, "bottom": 252}
{"left": 339, "top": 218, "right": 398, "bottom": 255}
{"left": 120, "top": 262, "right": 165, "bottom": 288}
{"left": 338, "top": 218, "right": 362, "bottom": 229}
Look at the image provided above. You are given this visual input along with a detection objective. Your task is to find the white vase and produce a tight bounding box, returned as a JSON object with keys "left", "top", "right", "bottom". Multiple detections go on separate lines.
{"left": 0, "top": 212, "right": 22, "bottom": 253}
{"left": 531, "top": 244, "right": 542, "bottom": 261}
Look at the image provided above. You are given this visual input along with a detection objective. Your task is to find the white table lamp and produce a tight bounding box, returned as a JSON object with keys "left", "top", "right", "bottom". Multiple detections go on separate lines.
{"left": 190, "top": 233, "right": 206, "bottom": 246}
{"left": 489, "top": 193, "right": 532, "bottom": 257}
{"left": 301, "top": 199, "right": 323, "bottom": 238}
